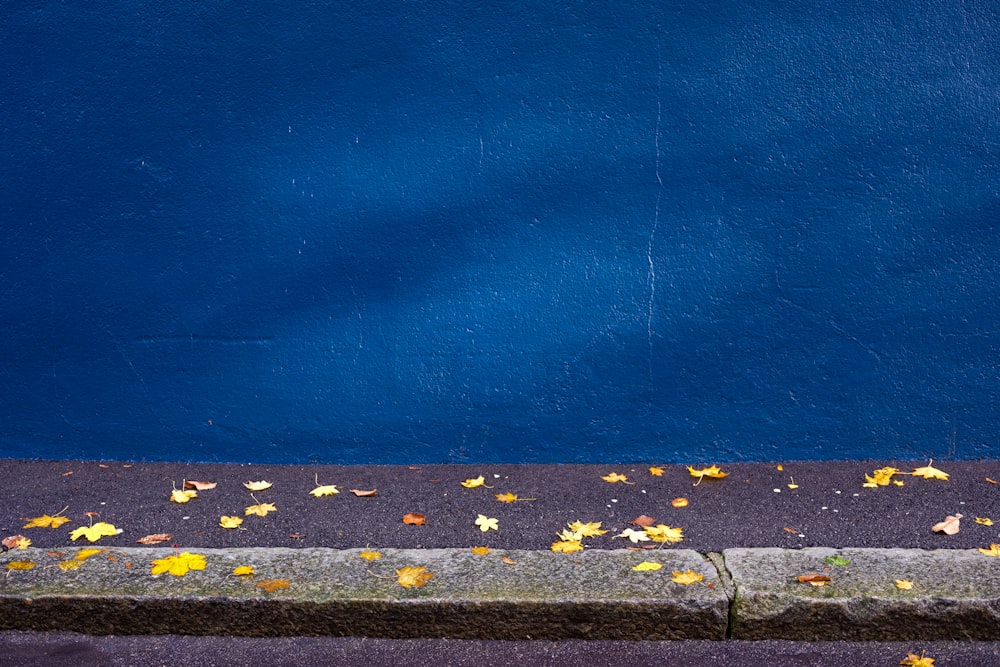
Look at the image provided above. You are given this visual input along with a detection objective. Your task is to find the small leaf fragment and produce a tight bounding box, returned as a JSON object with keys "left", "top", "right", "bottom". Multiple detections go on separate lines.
{"left": 403, "top": 513, "right": 426, "bottom": 526}
{"left": 601, "top": 472, "right": 631, "bottom": 483}
{"left": 863, "top": 466, "right": 900, "bottom": 488}
{"left": 5, "top": 561, "right": 36, "bottom": 571}
{"left": 350, "top": 489, "right": 378, "bottom": 497}
{"left": 632, "top": 561, "right": 662, "bottom": 571}
{"left": 461, "top": 475, "right": 491, "bottom": 489}
{"left": 630, "top": 515, "right": 657, "bottom": 527}
{"left": 495, "top": 492, "right": 519, "bottom": 503}
{"left": 232, "top": 565, "right": 255, "bottom": 576}
{"left": 551, "top": 540, "right": 584, "bottom": 554}
{"left": 471, "top": 546, "right": 491, "bottom": 556}
{"left": 931, "top": 514, "right": 962, "bottom": 535}
{"left": 671, "top": 569, "right": 705, "bottom": 585}
{"left": 567, "top": 520, "right": 607, "bottom": 537}
{"left": 796, "top": 573, "right": 831, "bottom": 586}
{"left": 359, "top": 550, "right": 382, "bottom": 561}
{"left": 395, "top": 566, "right": 433, "bottom": 588}
{"left": 614, "top": 528, "right": 651, "bottom": 543}
{"left": 648, "top": 467, "right": 665, "bottom": 476}
{"left": 184, "top": 480, "right": 217, "bottom": 490}
{"left": 256, "top": 579, "right": 291, "bottom": 593}
{"left": 978, "top": 543, "right": 1000, "bottom": 558}
{"left": 671, "top": 497, "right": 689, "bottom": 508}
{"left": 824, "top": 554, "right": 851, "bottom": 566}
{"left": 170, "top": 488, "right": 197, "bottom": 504}
{"left": 2, "top": 535, "right": 30, "bottom": 550}
{"left": 896, "top": 579, "right": 914, "bottom": 590}
{"left": 644, "top": 524, "right": 683, "bottom": 543}
{"left": 23, "top": 514, "right": 72, "bottom": 529}
{"left": 244, "top": 481, "right": 273, "bottom": 491}
{"left": 976, "top": 517, "right": 994, "bottom": 526}
{"left": 136, "top": 533, "right": 173, "bottom": 545}
{"left": 244, "top": 503, "right": 277, "bottom": 517}
{"left": 899, "top": 650, "right": 935, "bottom": 666}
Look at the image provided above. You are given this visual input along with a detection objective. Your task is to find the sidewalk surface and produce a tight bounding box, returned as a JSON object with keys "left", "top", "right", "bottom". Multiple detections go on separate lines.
{"left": 3, "top": 458, "right": 1000, "bottom": 664}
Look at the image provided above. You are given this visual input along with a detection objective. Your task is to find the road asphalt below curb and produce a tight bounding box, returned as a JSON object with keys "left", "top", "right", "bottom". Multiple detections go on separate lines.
{"left": 3, "top": 458, "right": 1000, "bottom": 644}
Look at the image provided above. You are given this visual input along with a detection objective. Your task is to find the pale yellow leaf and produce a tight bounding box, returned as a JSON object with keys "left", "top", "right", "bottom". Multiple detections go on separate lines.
{"left": 232, "top": 565, "right": 255, "bottom": 576}
{"left": 220, "top": 515, "right": 244, "bottom": 528}
{"left": 644, "top": 524, "right": 684, "bottom": 543}
{"left": 69, "top": 522, "right": 121, "bottom": 542}
{"left": 359, "top": 550, "right": 382, "bottom": 561}
{"left": 567, "top": 521, "right": 607, "bottom": 537}
{"left": 170, "top": 488, "right": 197, "bottom": 504}
{"left": 632, "top": 561, "right": 662, "bottom": 571}
{"left": 931, "top": 514, "right": 962, "bottom": 535}
{"left": 244, "top": 481, "right": 273, "bottom": 491}
{"left": 22, "top": 514, "right": 71, "bottom": 529}
{"left": 310, "top": 484, "right": 340, "bottom": 497}
{"left": 895, "top": 579, "right": 914, "bottom": 590}
{"left": 475, "top": 514, "right": 499, "bottom": 532}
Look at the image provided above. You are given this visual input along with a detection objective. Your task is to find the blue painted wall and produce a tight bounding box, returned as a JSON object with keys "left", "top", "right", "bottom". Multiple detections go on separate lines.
{"left": 3, "top": 1, "right": 998, "bottom": 464}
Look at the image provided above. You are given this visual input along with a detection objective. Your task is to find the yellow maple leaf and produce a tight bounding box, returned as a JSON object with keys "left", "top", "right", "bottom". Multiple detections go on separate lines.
{"left": 687, "top": 465, "right": 728, "bottom": 485}
{"left": 911, "top": 460, "right": 949, "bottom": 481}
{"left": 170, "top": 488, "right": 197, "bottom": 504}
{"left": 245, "top": 502, "right": 277, "bottom": 517}
{"left": 672, "top": 497, "right": 689, "bottom": 508}
{"left": 475, "top": 514, "right": 499, "bottom": 532}
{"left": 895, "top": 579, "right": 914, "bottom": 590}
{"left": 648, "top": 467, "right": 665, "bottom": 476}
{"left": 471, "top": 546, "right": 491, "bottom": 556}
{"left": 601, "top": 472, "right": 630, "bottom": 483}
{"left": 495, "top": 492, "right": 519, "bottom": 503}
{"left": 359, "top": 550, "right": 382, "bottom": 561}
{"left": 233, "top": 565, "right": 255, "bottom": 576}
{"left": 256, "top": 578, "right": 291, "bottom": 593}
{"left": 978, "top": 543, "right": 1000, "bottom": 558}
{"left": 23, "top": 513, "right": 72, "bottom": 529}
{"left": 310, "top": 484, "right": 340, "bottom": 497}
{"left": 862, "top": 466, "right": 899, "bottom": 488}
{"left": 976, "top": 517, "right": 994, "bottom": 526}
{"left": 150, "top": 552, "right": 206, "bottom": 576}
{"left": 220, "top": 515, "right": 244, "bottom": 529}
{"left": 551, "top": 539, "right": 584, "bottom": 554}
{"left": 645, "top": 524, "right": 684, "bottom": 543}
{"left": 632, "top": 561, "right": 662, "bottom": 571}
{"left": 899, "top": 650, "right": 935, "bottom": 666}
{"left": 69, "top": 522, "right": 122, "bottom": 542}
{"left": 567, "top": 521, "right": 608, "bottom": 537}
{"left": 461, "top": 475, "right": 492, "bottom": 489}
{"left": 671, "top": 569, "right": 705, "bottom": 585}
{"left": 244, "top": 481, "right": 273, "bottom": 491}
{"left": 5, "top": 561, "right": 35, "bottom": 571}
{"left": 396, "top": 565, "right": 433, "bottom": 588}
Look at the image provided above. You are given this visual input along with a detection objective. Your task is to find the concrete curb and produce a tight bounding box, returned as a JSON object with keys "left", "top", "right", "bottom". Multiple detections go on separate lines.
{"left": 2, "top": 546, "right": 999, "bottom": 640}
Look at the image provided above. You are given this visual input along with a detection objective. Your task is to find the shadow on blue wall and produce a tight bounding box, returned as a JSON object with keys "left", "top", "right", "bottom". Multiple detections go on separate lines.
{"left": 2, "top": 1, "right": 998, "bottom": 463}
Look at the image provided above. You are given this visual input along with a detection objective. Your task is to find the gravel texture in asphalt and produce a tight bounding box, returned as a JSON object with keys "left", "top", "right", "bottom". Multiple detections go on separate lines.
{"left": 2, "top": 459, "right": 998, "bottom": 552}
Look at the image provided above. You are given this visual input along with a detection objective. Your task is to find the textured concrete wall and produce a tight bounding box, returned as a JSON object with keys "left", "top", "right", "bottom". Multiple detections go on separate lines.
{"left": 3, "top": 1, "right": 998, "bottom": 463}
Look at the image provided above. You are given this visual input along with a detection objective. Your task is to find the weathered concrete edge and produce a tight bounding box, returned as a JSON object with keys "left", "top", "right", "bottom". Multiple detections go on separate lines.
{"left": 3, "top": 546, "right": 998, "bottom": 640}
{"left": 0, "top": 547, "right": 727, "bottom": 640}
{"left": 724, "top": 547, "right": 1000, "bottom": 641}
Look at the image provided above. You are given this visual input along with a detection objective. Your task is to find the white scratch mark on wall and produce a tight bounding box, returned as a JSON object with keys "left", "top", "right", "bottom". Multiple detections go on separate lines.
{"left": 647, "top": 45, "right": 663, "bottom": 387}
